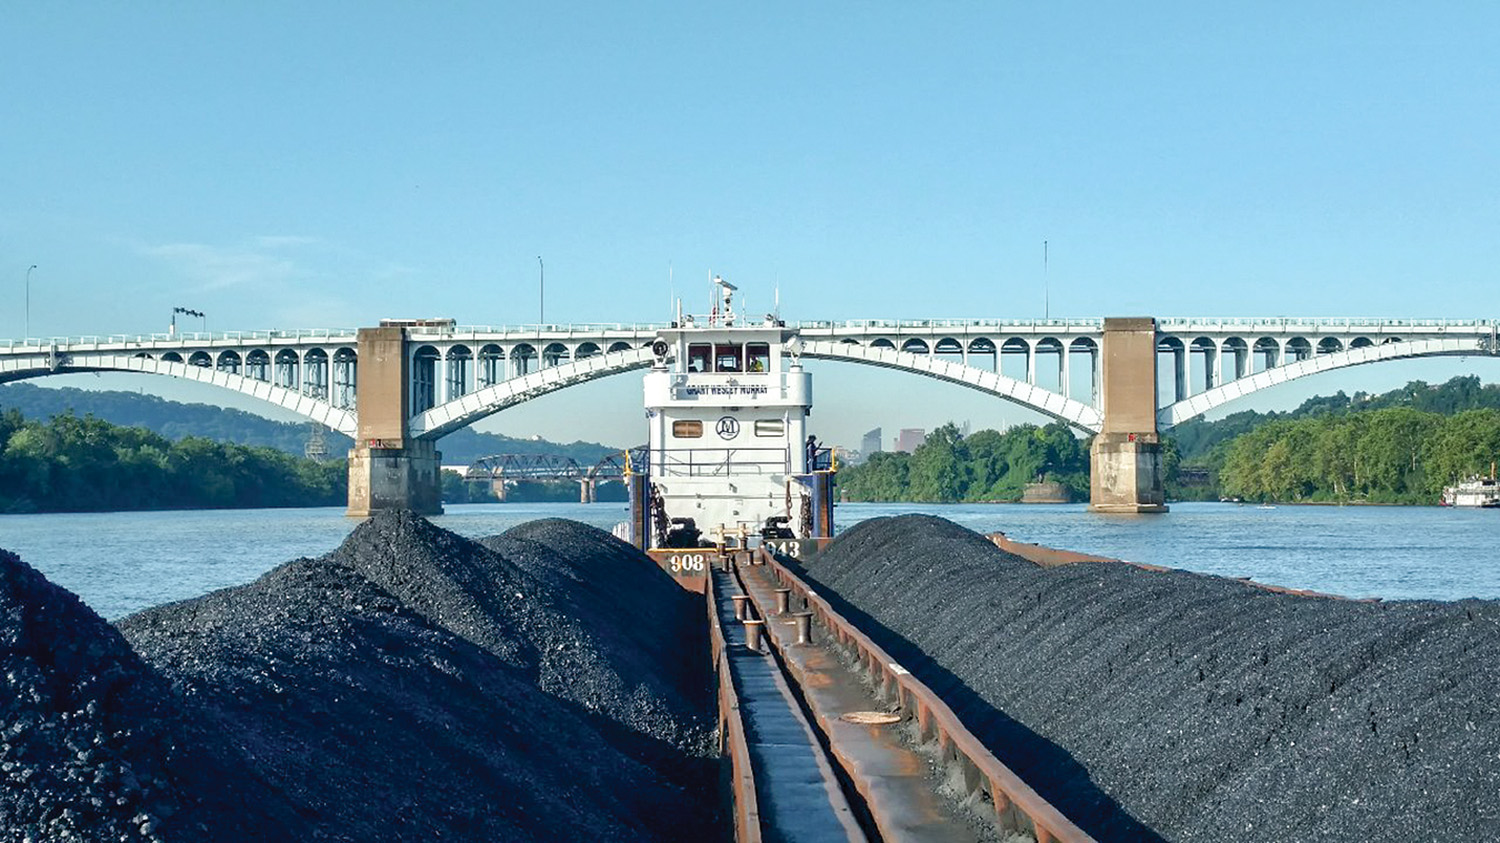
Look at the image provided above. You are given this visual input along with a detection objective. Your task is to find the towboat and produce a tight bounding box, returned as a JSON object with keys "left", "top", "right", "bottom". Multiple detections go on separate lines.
{"left": 1440, "top": 475, "right": 1500, "bottom": 508}
{"left": 615, "top": 278, "right": 835, "bottom": 585}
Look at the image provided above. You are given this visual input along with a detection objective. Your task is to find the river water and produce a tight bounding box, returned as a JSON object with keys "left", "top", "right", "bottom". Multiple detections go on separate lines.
{"left": 2, "top": 501, "right": 1496, "bottom": 621}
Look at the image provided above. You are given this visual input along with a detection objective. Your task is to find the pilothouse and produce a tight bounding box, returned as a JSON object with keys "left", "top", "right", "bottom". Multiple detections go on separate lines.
{"left": 621, "top": 277, "right": 834, "bottom": 565}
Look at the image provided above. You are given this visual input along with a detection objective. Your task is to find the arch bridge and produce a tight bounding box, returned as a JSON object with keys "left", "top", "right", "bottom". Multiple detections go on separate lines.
{"left": 3, "top": 317, "right": 1494, "bottom": 515}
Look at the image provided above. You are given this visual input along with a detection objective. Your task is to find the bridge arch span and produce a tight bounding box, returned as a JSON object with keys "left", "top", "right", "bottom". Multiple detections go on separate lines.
{"left": 411, "top": 346, "right": 655, "bottom": 440}
{"left": 798, "top": 339, "right": 1102, "bottom": 433}
{"left": 1158, "top": 335, "right": 1496, "bottom": 428}
{"left": 0, "top": 351, "right": 357, "bottom": 434}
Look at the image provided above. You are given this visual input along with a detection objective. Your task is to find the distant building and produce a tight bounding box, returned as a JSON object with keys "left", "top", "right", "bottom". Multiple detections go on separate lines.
{"left": 860, "top": 427, "right": 882, "bottom": 459}
{"left": 895, "top": 428, "right": 925, "bottom": 454}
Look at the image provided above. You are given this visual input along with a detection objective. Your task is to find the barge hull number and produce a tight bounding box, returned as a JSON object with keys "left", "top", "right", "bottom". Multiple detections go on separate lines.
{"left": 670, "top": 554, "right": 708, "bottom": 573}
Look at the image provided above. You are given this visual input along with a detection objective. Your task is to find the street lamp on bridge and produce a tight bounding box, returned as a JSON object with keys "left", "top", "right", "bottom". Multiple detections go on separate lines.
{"left": 171, "top": 306, "right": 205, "bottom": 337}
{"left": 537, "top": 255, "right": 544, "bottom": 325}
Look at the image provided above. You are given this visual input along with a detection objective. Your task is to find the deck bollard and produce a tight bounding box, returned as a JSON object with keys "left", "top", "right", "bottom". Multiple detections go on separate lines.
{"left": 743, "top": 619, "right": 765, "bottom": 653}
{"left": 731, "top": 594, "right": 751, "bottom": 621}
{"left": 773, "top": 588, "right": 792, "bottom": 616}
{"left": 792, "top": 612, "right": 813, "bottom": 645}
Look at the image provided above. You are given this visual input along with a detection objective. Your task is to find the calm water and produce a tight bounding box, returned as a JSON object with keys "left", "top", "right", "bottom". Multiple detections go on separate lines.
{"left": 2, "top": 501, "right": 1496, "bottom": 621}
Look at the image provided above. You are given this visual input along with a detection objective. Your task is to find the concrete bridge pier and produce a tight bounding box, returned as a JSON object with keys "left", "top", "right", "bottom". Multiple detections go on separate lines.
{"left": 1089, "top": 317, "right": 1168, "bottom": 513}
{"left": 346, "top": 326, "right": 444, "bottom": 517}
{"left": 347, "top": 440, "right": 443, "bottom": 516}
{"left": 579, "top": 478, "right": 595, "bottom": 504}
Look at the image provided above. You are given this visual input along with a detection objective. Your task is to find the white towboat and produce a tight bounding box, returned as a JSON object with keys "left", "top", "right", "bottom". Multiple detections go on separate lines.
{"left": 616, "top": 278, "right": 835, "bottom": 583}
{"left": 1440, "top": 474, "right": 1500, "bottom": 508}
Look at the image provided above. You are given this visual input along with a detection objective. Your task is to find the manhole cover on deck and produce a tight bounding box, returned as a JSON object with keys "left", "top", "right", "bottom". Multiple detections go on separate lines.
{"left": 840, "top": 711, "right": 900, "bottom": 725}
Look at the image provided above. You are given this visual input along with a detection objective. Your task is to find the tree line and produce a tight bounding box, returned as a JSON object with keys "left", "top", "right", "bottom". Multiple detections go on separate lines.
{"left": 0, "top": 409, "right": 346, "bottom": 513}
{"left": 0, "top": 383, "right": 621, "bottom": 465}
{"left": 1216, "top": 407, "right": 1500, "bottom": 504}
{"left": 839, "top": 421, "right": 1091, "bottom": 503}
{"left": 6, "top": 376, "right": 1497, "bottom": 511}
{"left": 841, "top": 377, "right": 1500, "bottom": 505}
{"left": 1170, "top": 375, "right": 1500, "bottom": 463}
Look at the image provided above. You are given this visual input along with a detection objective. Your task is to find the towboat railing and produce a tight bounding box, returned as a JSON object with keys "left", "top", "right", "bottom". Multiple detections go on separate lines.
{"left": 651, "top": 447, "right": 792, "bottom": 477}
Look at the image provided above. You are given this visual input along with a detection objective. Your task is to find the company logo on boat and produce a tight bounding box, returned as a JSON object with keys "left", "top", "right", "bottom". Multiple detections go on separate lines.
{"left": 716, "top": 416, "right": 740, "bottom": 439}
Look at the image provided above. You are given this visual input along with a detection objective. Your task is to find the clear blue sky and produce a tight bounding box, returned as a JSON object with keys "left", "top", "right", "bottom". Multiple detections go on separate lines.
{"left": 4, "top": 3, "right": 1499, "bottom": 448}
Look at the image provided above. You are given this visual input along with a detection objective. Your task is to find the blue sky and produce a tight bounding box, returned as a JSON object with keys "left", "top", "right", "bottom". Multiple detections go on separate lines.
{"left": 4, "top": 3, "right": 1499, "bottom": 448}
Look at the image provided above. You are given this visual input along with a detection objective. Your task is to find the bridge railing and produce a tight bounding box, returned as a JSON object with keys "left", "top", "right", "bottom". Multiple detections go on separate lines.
{"left": 410, "top": 322, "right": 671, "bottom": 337}
{"left": 0, "top": 327, "right": 361, "bottom": 349}
{"left": 795, "top": 317, "right": 1105, "bottom": 331}
{"left": 1155, "top": 317, "right": 1498, "bottom": 332}
{"left": 7, "top": 317, "right": 1496, "bottom": 352}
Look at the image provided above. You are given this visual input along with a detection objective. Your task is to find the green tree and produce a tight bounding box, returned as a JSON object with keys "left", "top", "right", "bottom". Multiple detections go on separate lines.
{"left": 841, "top": 450, "right": 911, "bottom": 501}
{"left": 906, "top": 423, "right": 969, "bottom": 502}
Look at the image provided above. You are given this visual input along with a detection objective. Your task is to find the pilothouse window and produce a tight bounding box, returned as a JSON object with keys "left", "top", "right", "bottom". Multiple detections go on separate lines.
{"left": 746, "top": 342, "right": 770, "bottom": 372}
{"left": 714, "top": 344, "right": 743, "bottom": 372}
{"left": 672, "top": 420, "right": 704, "bottom": 438}
{"left": 687, "top": 344, "right": 711, "bottom": 373}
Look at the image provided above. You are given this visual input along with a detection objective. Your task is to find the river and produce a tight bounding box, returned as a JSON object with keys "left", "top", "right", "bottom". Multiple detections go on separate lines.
{"left": 1, "top": 501, "right": 1495, "bottom": 621}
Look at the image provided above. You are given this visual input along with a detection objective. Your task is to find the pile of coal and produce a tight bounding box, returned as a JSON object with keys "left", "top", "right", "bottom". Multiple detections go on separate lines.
{"left": 1, "top": 549, "right": 298, "bottom": 841}
{"left": 797, "top": 514, "right": 1500, "bottom": 843}
{"left": 5, "top": 512, "right": 717, "bottom": 841}
{"left": 478, "top": 518, "right": 712, "bottom": 754}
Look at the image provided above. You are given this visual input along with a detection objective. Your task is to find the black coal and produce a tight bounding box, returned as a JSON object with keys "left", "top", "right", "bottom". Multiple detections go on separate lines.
{"left": 3, "top": 512, "right": 718, "bottom": 842}
{"left": 1, "top": 548, "right": 299, "bottom": 842}
{"left": 793, "top": 513, "right": 1500, "bottom": 843}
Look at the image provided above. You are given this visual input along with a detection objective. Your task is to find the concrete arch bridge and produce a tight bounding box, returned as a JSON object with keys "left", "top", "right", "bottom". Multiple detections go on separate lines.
{"left": 0, "top": 323, "right": 665, "bottom": 440}
{"left": 2, "top": 317, "right": 1495, "bottom": 514}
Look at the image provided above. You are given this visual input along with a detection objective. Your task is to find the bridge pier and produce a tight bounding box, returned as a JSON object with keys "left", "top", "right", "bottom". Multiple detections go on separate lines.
{"left": 346, "top": 326, "right": 443, "bottom": 517}
{"left": 1090, "top": 317, "right": 1168, "bottom": 513}
{"left": 347, "top": 440, "right": 443, "bottom": 517}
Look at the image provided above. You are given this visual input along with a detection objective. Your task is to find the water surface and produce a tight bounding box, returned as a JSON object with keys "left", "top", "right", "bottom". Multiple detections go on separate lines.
{"left": 2, "top": 501, "right": 1494, "bottom": 620}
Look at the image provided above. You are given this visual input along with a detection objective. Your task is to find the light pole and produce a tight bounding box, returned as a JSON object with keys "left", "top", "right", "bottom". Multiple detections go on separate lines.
{"left": 537, "top": 256, "right": 544, "bottom": 325}
{"left": 172, "top": 306, "right": 204, "bottom": 338}
{"left": 25, "top": 265, "right": 36, "bottom": 339}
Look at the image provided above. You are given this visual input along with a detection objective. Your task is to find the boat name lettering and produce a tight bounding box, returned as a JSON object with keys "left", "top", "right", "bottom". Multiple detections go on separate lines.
{"left": 678, "top": 385, "right": 769, "bottom": 396}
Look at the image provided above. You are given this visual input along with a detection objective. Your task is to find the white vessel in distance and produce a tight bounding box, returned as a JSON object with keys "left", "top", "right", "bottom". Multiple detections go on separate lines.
{"left": 632, "top": 276, "right": 834, "bottom": 551}
{"left": 1440, "top": 469, "right": 1500, "bottom": 508}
